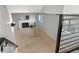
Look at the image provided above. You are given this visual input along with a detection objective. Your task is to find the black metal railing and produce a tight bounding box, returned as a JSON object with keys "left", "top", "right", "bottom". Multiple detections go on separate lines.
{"left": 58, "top": 15, "right": 79, "bottom": 53}
{"left": 0, "top": 37, "right": 17, "bottom": 52}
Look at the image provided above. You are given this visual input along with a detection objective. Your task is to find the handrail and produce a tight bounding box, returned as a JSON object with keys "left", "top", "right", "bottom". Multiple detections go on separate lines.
{"left": 63, "top": 26, "right": 79, "bottom": 30}
{"left": 60, "top": 39, "right": 79, "bottom": 45}
{"left": 62, "top": 28, "right": 79, "bottom": 32}
{"left": 63, "top": 18, "right": 79, "bottom": 20}
{"left": 61, "top": 35, "right": 79, "bottom": 41}
{"left": 59, "top": 42, "right": 79, "bottom": 50}
{"left": 0, "top": 37, "right": 18, "bottom": 52}
{"left": 61, "top": 31, "right": 79, "bottom": 37}
{"left": 0, "top": 37, "right": 18, "bottom": 47}
{"left": 63, "top": 23, "right": 79, "bottom": 26}
{"left": 59, "top": 45, "right": 79, "bottom": 53}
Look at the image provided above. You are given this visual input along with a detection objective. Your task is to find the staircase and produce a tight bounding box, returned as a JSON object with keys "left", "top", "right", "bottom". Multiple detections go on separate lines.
{"left": 0, "top": 37, "right": 17, "bottom": 53}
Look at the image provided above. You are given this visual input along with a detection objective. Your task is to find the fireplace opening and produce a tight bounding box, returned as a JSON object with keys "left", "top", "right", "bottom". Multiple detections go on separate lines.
{"left": 22, "top": 23, "right": 29, "bottom": 28}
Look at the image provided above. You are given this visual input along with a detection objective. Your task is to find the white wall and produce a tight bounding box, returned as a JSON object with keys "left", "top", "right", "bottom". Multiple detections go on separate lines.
{"left": 63, "top": 5, "right": 79, "bottom": 14}
{"left": 42, "top": 5, "right": 64, "bottom": 14}
{"left": 12, "top": 13, "right": 38, "bottom": 31}
{"left": 0, "top": 5, "right": 16, "bottom": 43}
{"left": 37, "top": 13, "right": 59, "bottom": 40}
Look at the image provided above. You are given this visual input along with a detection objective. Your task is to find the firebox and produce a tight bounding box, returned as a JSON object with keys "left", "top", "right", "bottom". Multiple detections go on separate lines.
{"left": 22, "top": 23, "right": 29, "bottom": 28}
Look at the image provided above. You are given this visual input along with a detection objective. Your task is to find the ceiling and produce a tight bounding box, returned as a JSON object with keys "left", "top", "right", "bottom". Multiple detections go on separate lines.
{"left": 7, "top": 5, "right": 44, "bottom": 13}
{"left": 6, "top": 5, "right": 64, "bottom": 14}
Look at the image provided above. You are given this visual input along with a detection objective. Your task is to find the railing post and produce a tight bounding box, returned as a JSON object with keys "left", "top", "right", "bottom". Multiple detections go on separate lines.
{"left": 55, "top": 14, "right": 63, "bottom": 53}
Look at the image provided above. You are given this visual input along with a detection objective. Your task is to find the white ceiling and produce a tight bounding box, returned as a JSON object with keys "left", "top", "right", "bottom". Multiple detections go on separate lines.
{"left": 42, "top": 5, "right": 64, "bottom": 14}
{"left": 7, "top": 5, "right": 79, "bottom": 14}
{"left": 63, "top": 5, "right": 79, "bottom": 14}
{"left": 7, "top": 5, "right": 44, "bottom": 13}
{"left": 6, "top": 5, "right": 64, "bottom": 14}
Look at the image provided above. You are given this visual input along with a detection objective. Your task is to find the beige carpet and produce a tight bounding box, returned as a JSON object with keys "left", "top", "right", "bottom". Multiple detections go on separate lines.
{"left": 15, "top": 28, "right": 56, "bottom": 53}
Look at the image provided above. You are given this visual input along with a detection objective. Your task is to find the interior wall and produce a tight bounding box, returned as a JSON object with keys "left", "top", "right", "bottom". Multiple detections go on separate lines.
{"left": 37, "top": 13, "right": 59, "bottom": 40}
{"left": 0, "top": 5, "right": 16, "bottom": 43}
{"left": 12, "top": 13, "right": 38, "bottom": 31}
